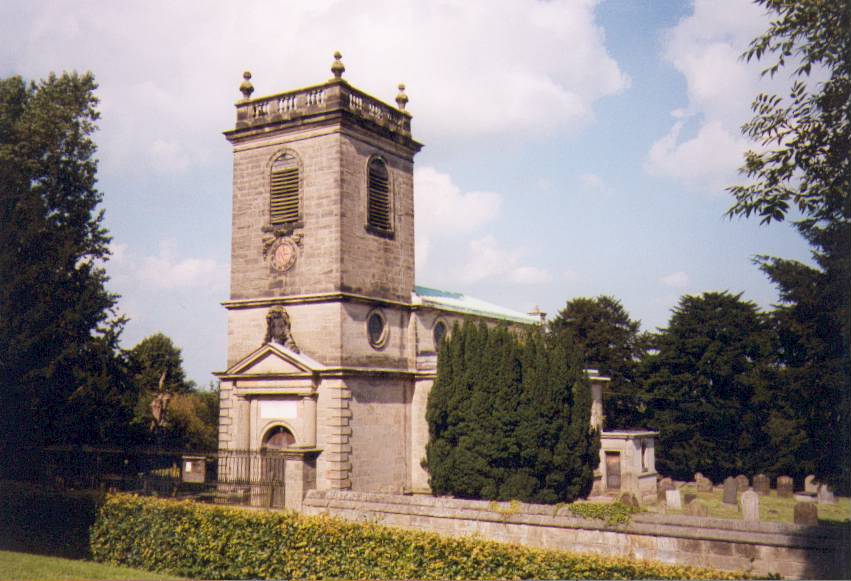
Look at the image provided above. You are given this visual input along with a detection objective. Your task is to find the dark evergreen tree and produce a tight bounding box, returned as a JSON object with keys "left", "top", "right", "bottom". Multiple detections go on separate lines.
{"left": 549, "top": 296, "right": 647, "bottom": 429}
{"left": 727, "top": 0, "right": 850, "bottom": 491}
{"left": 0, "top": 72, "right": 130, "bottom": 475}
{"left": 425, "top": 320, "right": 599, "bottom": 503}
{"left": 641, "top": 292, "right": 780, "bottom": 483}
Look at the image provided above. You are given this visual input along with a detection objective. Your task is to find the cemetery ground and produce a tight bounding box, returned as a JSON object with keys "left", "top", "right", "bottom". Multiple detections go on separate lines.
{"left": 647, "top": 483, "right": 851, "bottom": 524}
{"left": 0, "top": 550, "right": 180, "bottom": 580}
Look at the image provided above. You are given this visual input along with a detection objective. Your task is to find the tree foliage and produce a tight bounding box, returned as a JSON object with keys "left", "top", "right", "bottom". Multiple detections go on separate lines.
{"left": 549, "top": 296, "right": 647, "bottom": 429}
{"left": 0, "top": 72, "right": 134, "bottom": 472}
{"left": 727, "top": 0, "right": 850, "bottom": 490}
{"left": 425, "top": 321, "right": 599, "bottom": 504}
{"left": 641, "top": 292, "right": 794, "bottom": 483}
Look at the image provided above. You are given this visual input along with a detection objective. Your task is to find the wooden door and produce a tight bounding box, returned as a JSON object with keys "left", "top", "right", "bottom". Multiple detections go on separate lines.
{"left": 605, "top": 451, "right": 621, "bottom": 491}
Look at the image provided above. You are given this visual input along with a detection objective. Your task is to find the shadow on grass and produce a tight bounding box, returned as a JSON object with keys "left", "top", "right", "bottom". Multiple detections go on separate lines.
{"left": 0, "top": 481, "right": 104, "bottom": 559}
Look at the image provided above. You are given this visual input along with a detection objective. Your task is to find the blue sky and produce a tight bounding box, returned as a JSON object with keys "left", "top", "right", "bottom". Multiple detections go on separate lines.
{"left": 1, "top": 0, "right": 812, "bottom": 386}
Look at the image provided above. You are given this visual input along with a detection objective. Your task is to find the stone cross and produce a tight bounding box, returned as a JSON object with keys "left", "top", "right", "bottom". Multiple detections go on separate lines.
{"left": 741, "top": 489, "right": 759, "bottom": 522}
{"left": 804, "top": 474, "right": 818, "bottom": 494}
{"left": 736, "top": 474, "right": 749, "bottom": 492}
{"left": 722, "top": 476, "right": 738, "bottom": 505}
{"left": 794, "top": 502, "right": 818, "bottom": 525}
{"left": 753, "top": 473, "right": 770, "bottom": 495}
{"left": 817, "top": 483, "right": 836, "bottom": 505}
{"left": 777, "top": 475, "right": 794, "bottom": 498}
{"left": 666, "top": 489, "right": 682, "bottom": 510}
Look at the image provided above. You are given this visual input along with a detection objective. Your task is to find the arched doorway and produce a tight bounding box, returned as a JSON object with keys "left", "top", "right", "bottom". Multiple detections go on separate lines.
{"left": 259, "top": 425, "right": 293, "bottom": 508}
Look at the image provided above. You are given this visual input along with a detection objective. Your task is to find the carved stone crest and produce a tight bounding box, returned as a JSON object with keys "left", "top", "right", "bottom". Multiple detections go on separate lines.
{"left": 264, "top": 306, "right": 299, "bottom": 352}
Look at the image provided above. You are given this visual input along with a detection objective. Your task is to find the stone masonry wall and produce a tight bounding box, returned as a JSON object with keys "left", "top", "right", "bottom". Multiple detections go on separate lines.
{"left": 229, "top": 127, "right": 343, "bottom": 300}
{"left": 303, "top": 490, "right": 851, "bottom": 579}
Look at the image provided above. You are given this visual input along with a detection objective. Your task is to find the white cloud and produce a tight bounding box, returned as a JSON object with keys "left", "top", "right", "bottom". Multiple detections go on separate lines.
{"left": 414, "top": 166, "right": 501, "bottom": 266}
{"left": 138, "top": 240, "right": 224, "bottom": 290}
{"left": 107, "top": 240, "right": 226, "bottom": 291}
{"left": 645, "top": 119, "right": 748, "bottom": 191}
{"left": 579, "top": 172, "right": 607, "bottom": 192}
{"left": 659, "top": 271, "right": 690, "bottom": 289}
{"left": 645, "top": 0, "right": 771, "bottom": 191}
{"left": 457, "top": 235, "right": 551, "bottom": 285}
{"left": 3, "top": 0, "right": 628, "bottom": 175}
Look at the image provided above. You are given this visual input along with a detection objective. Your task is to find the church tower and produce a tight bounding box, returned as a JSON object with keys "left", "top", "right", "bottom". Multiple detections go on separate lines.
{"left": 217, "top": 53, "right": 423, "bottom": 498}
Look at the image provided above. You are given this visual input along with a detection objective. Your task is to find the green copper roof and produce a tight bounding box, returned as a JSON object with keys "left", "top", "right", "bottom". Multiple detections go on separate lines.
{"left": 413, "top": 285, "right": 539, "bottom": 325}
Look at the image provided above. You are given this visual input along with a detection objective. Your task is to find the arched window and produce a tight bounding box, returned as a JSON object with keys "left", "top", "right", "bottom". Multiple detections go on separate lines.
{"left": 433, "top": 320, "right": 447, "bottom": 348}
{"left": 366, "top": 157, "right": 391, "bottom": 234}
{"left": 262, "top": 425, "right": 295, "bottom": 450}
{"left": 270, "top": 153, "right": 300, "bottom": 225}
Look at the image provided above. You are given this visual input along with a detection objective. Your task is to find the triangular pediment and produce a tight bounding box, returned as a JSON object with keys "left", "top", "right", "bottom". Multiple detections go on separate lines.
{"left": 223, "top": 343, "right": 326, "bottom": 377}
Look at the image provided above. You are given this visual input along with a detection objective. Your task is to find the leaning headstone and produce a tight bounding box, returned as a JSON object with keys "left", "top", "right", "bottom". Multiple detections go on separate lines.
{"left": 741, "top": 489, "right": 760, "bottom": 522}
{"left": 753, "top": 473, "right": 770, "bottom": 495}
{"left": 817, "top": 483, "right": 836, "bottom": 505}
{"left": 618, "top": 492, "right": 639, "bottom": 509}
{"left": 736, "top": 474, "right": 749, "bottom": 492}
{"left": 794, "top": 502, "right": 818, "bottom": 526}
{"left": 777, "top": 475, "right": 794, "bottom": 498}
{"left": 686, "top": 499, "right": 709, "bottom": 517}
{"left": 666, "top": 489, "right": 682, "bottom": 510}
{"left": 722, "top": 476, "right": 738, "bottom": 505}
{"left": 697, "top": 475, "right": 713, "bottom": 492}
{"left": 804, "top": 474, "right": 818, "bottom": 494}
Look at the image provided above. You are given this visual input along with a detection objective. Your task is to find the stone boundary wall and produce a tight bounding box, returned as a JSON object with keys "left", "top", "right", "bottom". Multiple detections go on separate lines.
{"left": 303, "top": 490, "right": 850, "bottom": 579}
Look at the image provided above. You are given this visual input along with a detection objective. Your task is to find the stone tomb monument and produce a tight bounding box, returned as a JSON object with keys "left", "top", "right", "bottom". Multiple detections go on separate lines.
{"left": 776, "top": 475, "right": 794, "bottom": 498}
{"left": 794, "top": 502, "right": 818, "bottom": 525}
{"left": 665, "top": 489, "right": 682, "bottom": 510}
{"left": 741, "top": 489, "right": 760, "bottom": 522}
{"left": 804, "top": 474, "right": 818, "bottom": 494}
{"left": 722, "top": 476, "right": 738, "bottom": 505}
{"left": 753, "top": 473, "right": 770, "bottom": 495}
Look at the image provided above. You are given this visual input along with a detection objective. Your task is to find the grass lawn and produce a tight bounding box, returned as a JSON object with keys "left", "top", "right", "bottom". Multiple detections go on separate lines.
{"left": 647, "top": 484, "right": 851, "bottom": 524}
{"left": 0, "top": 550, "right": 181, "bottom": 580}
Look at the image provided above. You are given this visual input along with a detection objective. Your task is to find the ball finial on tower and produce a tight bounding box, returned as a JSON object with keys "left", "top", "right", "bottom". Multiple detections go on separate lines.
{"left": 395, "top": 83, "right": 409, "bottom": 111}
{"left": 331, "top": 51, "right": 345, "bottom": 79}
{"left": 239, "top": 71, "right": 254, "bottom": 100}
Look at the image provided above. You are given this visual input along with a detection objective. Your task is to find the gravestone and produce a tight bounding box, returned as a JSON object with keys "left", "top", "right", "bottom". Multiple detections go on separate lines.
{"left": 666, "top": 489, "right": 682, "bottom": 510}
{"left": 777, "top": 475, "right": 794, "bottom": 498}
{"left": 741, "top": 489, "right": 759, "bottom": 522}
{"left": 697, "top": 475, "right": 713, "bottom": 492}
{"left": 753, "top": 473, "right": 770, "bottom": 495}
{"left": 722, "top": 476, "right": 738, "bottom": 505}
{"left": 794, "top": 502, "right": 818, "bottom": 526}
{"left": 817, "top": 483, "right": 836, "bottom": 505}
{"left": 659, "top": 477, "right": 673, "bottom": 491}
{"left": 686, "top": 499, "right": 709, "bottom": 517}
{"left": 684, "top": 492, "right": 696, "bottom": 505}
{"left": 804, "top": 474, "right": 818, "bottom": 494}
{"left": 618, "top": 492, "right": 639, "bottom": 509}
{"left": 736, "top": 474, "right": 749, "bottom": 492}
{"left": 694, "top": 472, "right": 703, "bottom": 482}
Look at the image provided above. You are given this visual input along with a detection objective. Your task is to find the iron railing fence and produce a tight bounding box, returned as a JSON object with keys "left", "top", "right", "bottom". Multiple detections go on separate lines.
{"left": 39, "top": 446, "right": 287, "bottom": 508}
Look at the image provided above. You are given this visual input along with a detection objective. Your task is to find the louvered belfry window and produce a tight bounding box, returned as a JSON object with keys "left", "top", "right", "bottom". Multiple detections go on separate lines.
{"left": 367, "top": 158, "right": 391, "bottom": 232}
{"left": 270, "top": 154, "right": 300, "bottom": 225}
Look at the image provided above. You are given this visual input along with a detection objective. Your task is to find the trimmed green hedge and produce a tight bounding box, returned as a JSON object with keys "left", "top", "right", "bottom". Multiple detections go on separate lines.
{"left": 0, "top": 481, "right": 103, "bottom": 558}
{"left": 91, "top": 494, "right": 754, "bottom": 580}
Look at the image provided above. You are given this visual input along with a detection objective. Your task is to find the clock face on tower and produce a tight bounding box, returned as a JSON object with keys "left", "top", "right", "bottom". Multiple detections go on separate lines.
{"left": 270, "top": 238, "right": 298, "bottom": 272}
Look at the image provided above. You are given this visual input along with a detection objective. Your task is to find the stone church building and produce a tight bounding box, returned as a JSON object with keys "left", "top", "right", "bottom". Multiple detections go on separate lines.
{"left": 216, "top": 54, "right": 655, "bottom": 508}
